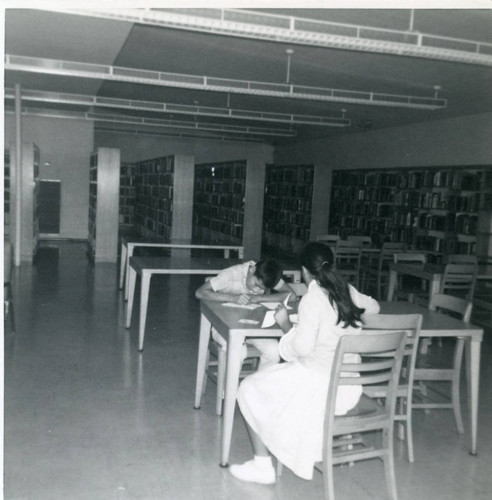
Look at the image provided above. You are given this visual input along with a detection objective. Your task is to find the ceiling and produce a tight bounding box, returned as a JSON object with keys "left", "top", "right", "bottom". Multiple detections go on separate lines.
{"left": 4, "top": 8, "right": 492, "bottom": 145}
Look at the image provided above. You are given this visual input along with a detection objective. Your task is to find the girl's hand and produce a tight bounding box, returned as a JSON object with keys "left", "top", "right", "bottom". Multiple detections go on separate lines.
{"left": 274, "top": 305, "right": 292, "bottom": 333}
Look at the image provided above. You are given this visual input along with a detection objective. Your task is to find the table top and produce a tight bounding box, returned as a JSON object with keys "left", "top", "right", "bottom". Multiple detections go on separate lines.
{"left": 121, "top": 235, "right": 243, "bottom": 249}
{"left": 201, "top": 300, "right": 483, "bottom": 345}
{"left": 130, "top": 256, "right": 244, "bottom": 273}
{"left": 380, "top": 301, "right": 483, "bottom": 338}
{"left": 389, "top": 262, "right": 492, "bottom": 279}
{"left": 200, "top": 300, "right": 287, "bottom": 341}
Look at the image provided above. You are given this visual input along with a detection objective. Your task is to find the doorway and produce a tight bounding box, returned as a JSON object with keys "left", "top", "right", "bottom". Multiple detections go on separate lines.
{"left": 38, "top": 180, "right": 61, "bottom": 236}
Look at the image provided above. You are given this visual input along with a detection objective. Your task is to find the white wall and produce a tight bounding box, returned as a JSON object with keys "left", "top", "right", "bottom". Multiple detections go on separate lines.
{"left": 274, "top": 112, "right": 492, "bottom": 169}
{"left": 5, "top": 114, "right": 94, "bottom": 239}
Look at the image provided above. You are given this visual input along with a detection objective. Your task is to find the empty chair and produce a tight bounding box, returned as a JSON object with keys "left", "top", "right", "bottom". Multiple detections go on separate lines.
{"left": 334, "top": 240, "right": 362, "bottom": 287}
{"left": 440, "top": 263, "right": 477, "bottom": 300}
{"left": 4, "top": 240, "right": 15, "bottom": 334}
{"left": 347, "top": 235, "right": 372, "bottom": 248}
{"left": 316, "top": 234, "right": 340, "bottom": 247}
{"left": 322, "top": 330, "right": 408, "bottom": 500}
{"left": 362, "top": 313, "right": 423, "bottom": 463}
{"left": 361, "top": 242, "right": 406, "bottom": 300}
{"left": 413, "top": 293, "right": 472, "bottom": 435}
{"left": 444, "top": 254, "right": 478, "bottom": 265}
{"left": 392, "top": 252, "right": 427, "bottom": 304}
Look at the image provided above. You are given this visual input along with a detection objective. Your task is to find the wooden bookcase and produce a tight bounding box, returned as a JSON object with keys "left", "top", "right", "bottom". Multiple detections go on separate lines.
{"left": 9, "top": 142, "right": 40, "bottom": 262}
{"left": 193, "top": 160, "right": 246, "bottom": 243}
{"left": 328, "top": 166, "right": 492, "bottom": 261}
{"left": 88, "top": 148, "right": 121, "bottom": 262}
{"left": 262, "top": 164, "right": 314, "bottom": 257}
{"left": 133, "top": 154, "right": 194, "bottom": 242}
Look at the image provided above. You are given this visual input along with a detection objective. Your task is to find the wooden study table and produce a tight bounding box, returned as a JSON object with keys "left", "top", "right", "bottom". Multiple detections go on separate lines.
{"left": 194, "top": 300, "right": 286, "bottom": 467}
{"left": 119, "top": 235, "right": 245, "bottom": 300}
{"left": 125, "top": 256, "right": 302, "bottom": 352}
{"left": 380, "top": 301, "right": 483, "bottom": 456}
{"left": 386, "top": 262, "right": 492, "bottom": 302}
{"left": 195, "top": 300, "right": 483, "bottom": 468}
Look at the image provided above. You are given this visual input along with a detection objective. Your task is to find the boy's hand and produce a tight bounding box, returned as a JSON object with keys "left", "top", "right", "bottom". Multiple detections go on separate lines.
{"left": 237, "top": 293, "right": 252, "bottom": 305}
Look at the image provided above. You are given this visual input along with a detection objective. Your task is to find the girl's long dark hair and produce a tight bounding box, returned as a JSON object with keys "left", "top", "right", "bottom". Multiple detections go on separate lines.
{"left": 300, "top": 242, "right": 365, "bottom": 328}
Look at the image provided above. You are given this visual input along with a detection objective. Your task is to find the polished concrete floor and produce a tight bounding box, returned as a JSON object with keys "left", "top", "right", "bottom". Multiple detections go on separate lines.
{"left": 4, "top": 241, "right": 492, "bottom": 499}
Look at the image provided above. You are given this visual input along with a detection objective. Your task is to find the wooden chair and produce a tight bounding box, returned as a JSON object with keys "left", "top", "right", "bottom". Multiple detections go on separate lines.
{"left": 316, "top": 234, "right": 340, "bottom": 247}
{"left": 322, "top": 330, "right": 408, "bottom": 500}
{"left": 413, "top": 294, "right": 472, "bottom": 435}
{"left": 361, "top": 242, "right": 406, "bottom": 299}
{"left": 392, "top": 252, "right": 427, "bottom": 304}
{"left": 334, "top": 240, "right": 362, "bottom": 287}
{"left": 4, "top": 240, "right": 15, "bottom": 334}
{"left": 347, "top": 235, "right": 372, "bottom": 248}
{"left": 444, "top": 254, "right": 478, "bottom": 265}
{"left": 440, "top": 263, "right": 477, "bottom": 301}
{"left": 362, "top": 313, "right": 423, "bottom": 463}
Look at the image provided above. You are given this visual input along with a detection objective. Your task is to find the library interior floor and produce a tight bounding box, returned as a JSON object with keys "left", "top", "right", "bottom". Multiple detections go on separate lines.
{"left": 4, "top": 241, "right": 492, "bottom": 500}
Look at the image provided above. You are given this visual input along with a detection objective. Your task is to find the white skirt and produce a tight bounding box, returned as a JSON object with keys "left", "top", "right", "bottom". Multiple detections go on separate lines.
{"left": 237, "top": 360, "right": 361, "bottom": 480}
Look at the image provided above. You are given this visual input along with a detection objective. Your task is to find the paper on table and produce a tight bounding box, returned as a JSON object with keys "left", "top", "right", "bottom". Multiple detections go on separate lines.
{"left": 222, "top": 302, "right": 261, "bottom": 310}
{"left": 261, "top": 310, "right": 276, "bottom": 328}
{"left": 260, "top": 301, "right": 292, "bottom": 310}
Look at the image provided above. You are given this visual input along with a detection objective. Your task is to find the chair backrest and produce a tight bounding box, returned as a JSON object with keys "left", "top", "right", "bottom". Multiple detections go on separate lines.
{"left": 393, "top": 252, "right": 426, "bottom": 265}
{"left": 362, "top": 313, "right": 423, "bottom": 390}
{"left": 4, "top": 240, "right": 13, "bottom": 285}
{"left": 324, "top": 329, "right": 407, "bottom": 433}
{"left": 444, "top": 254, "right": 478, "bottom": 265}
{"left": 347, "top": 235, "right": 372, "bottom": 248}
{"left": 334, "top": 240, "right": 362, "bottom": 275}
{"left": 429, "top": 293, "right": 472, "bottom": 322}
{"left": 378, "top": 242, "right": 407, "bottom": 271}
{"left": 441, "top": 263, "right": 477, "bottom": 300}
{"left": 316, "top": 234, "right": 340, "bottom": 246}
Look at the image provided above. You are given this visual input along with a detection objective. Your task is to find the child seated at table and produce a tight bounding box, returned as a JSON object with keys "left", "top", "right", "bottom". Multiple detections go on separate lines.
{"left": 229, "top": 242, "right": 380, "bottom": 484}
{"left": 195, "top": 259, "right": 295, "bottom": 369}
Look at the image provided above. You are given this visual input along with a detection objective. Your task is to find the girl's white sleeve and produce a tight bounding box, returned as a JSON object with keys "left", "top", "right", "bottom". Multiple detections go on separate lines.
{"left": 349, "top": 285, "right": 380, "bottom": 316}
{"left": 279, "top": 294, "right": 323, "bottom": 361}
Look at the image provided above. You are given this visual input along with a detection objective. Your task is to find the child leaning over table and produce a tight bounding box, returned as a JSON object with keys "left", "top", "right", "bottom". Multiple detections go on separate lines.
{"left": 195, "top": 259, "right": 296, "bottom": 370}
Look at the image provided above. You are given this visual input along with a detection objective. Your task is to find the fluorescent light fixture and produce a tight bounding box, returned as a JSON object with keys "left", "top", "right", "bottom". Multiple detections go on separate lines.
{"left": 4, "top": 88, "right": 351, "bottom": 127}
{"left": 43, "top": 8, "right": 492, "bottom": 67}
{"left": 5, "top": 54, "right": 447, "bottom": 110}
{"left": 4, "top": 105, "right": 296, "bottom": 137}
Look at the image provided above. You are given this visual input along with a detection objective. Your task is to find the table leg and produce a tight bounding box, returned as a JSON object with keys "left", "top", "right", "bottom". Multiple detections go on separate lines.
{"left": 119, "top": 242, "right": 127, "bottom": 290}
{"left": 125, "top": 266, "right": 137, "bottom": 328}
{"left": 429, "top": 275, "right": 441, "bottom": 297}
{"left": 387, "top": 269, "right": 397, "bottom": 301}
{"left": 238, "top": 249, "right": 244, "bottom": 259}
{"left": 194, "top": 313, "right": 212, "bottom": 410}
{"left": 138, "top": 271, "right": 151, "bottom": 352}
{"left": 224, "top": 249, "right": 230, "bottom": 258}
{"left": 220, "top": 333, "right": 245, "bottom": 467}
{"left": 125, "top": 244, "right": 135, "bottom": 301}
{"left": 466, "top": 338, "right": 481, "bottom": 455}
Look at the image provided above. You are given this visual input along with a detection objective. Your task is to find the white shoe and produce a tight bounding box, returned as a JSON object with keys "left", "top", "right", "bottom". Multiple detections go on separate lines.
{"left": 229, "top": 459, "right": 276, "bottom": 485}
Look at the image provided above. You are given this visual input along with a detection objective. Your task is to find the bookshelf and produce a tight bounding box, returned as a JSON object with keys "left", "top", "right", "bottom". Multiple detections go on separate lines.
{"left": 88, "top": 148, "right": 121, "bottom": 262}
{"left": 4, "top": 149, "right": 10, "bottom": 238}
{"left": 9, "top": 143, "right": 40, "bottom": 262}
{"left": 263, "top": 164, "right": 314, "bottom": 257}
{"left": 119, "top": 162, "right": 136, "bottom": 235}
{"left": 328, "top": 166, "right": 492, "bottom": 260}
{"left": 133, "top": 154, "right": 194, "bottom": 242}
{"left": 193, "top": 160, "right": 246, "bottom": 243}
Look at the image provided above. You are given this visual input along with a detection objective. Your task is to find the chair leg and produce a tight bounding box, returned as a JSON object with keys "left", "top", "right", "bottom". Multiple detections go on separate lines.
{"left": 216, "top": 345, "right": 226, "bottom": 416}
{"left": 383, "top": 428, "right": 398, "bottom": 500}
{"left": 405, "top": 409, "right": 414, "bottom": 463}
{"left": 323, "top": 439, "right": 336, "bottom": 500}
{"left": 452, "top": 339, "right": 465, "bottom": 435}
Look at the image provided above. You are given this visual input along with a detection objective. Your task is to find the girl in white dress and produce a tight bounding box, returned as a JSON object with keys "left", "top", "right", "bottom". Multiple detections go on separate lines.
{"left": 230, "top": 242, "right": 380, "bottom": 484}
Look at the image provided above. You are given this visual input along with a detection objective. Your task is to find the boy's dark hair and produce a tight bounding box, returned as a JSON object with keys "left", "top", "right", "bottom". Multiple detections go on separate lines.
{"left": 254, "top": 259, "right": 283, "bottom": 290}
